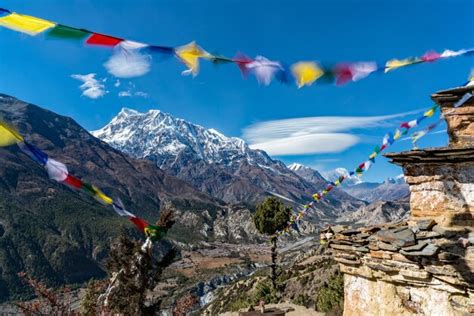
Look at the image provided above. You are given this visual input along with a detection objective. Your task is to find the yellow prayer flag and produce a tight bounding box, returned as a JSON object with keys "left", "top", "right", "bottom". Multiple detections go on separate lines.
{"left": 291, "top": 62, "right": 324, "bottom": 88}
{"left": 95, "top": 190, "right": 113, "bottom": 205}
{"left": 384, "top": 58, "right": 418, "bottom": 73}
{"left": 424, "top": 107, "right": 436, "bottom": 117}
{"left": 369, "top": 152, "right": 377, "bottom": 159}
{"left": 0, "top": 122, "right": 23, "bottom": 147}
{"left": 175, "top": 41, "right": 211, "bottom": 76}
{"left": 393, "top": 129, "right": 402, "bottom": 140}
{"left": 0, "top": 13, "right": 55, "bottom": 35}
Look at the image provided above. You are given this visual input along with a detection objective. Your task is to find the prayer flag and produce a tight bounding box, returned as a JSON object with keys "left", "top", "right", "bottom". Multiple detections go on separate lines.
{"left": 421, "top": 51, "right": 441, "bottom": 62}
{"left": 385, "top": 58, "right": 419, "bottom": 73}
{"left": 175, "top": 41, "right": 211, "bottom": 76}
{"left": 86, "top": 32, "right": 123, "bottom": 46}
{"left": 47, "top": 24, "right": 90, "bottom": 40}
{"left": 334, "top": 64, "right": 353, "bottom": 85}
{"left": 64, "top": 174, "right": 83, "bottom": 189}
{"left": 0, "top": 12, "right": 55, "bottom": 35}
{"left": 0, "top": 122, "right": 23, "bottom": 146}
{"left": 291, "top": 62, "right": 324, "bottom": 88}
{"left": 245, "top": 56, "right": 283, "bottom": 85}
{"left": 20, "top": 142, "right": 48, "bottom": 166}
{"left": 95, "top": 190, "right": 113, "bottom": 205}
{"left": 350, "top": 62, "right": 378, "bottom": 81}
{"left": 112, "top": 199, "right": 135, "bottom": 217}
{"left": 119, "top": 40, "right": 148, "bottom": 50}
{"left": 440, "top": 49, "right": 467, "bottom": 58}
{"left": 424, "top": 106, "right": 437, "bottom": 117}
{"left": 129, "top": 217, "right": 149, "bottom": 232}
{"left": 234, "top": 53, "right": 253, "bottom": 78}
{"left": 45, "top": 158, "right": 68, "bottom": 182}
{"left": 144, "top": 225, "right": 167, "bottom": 241}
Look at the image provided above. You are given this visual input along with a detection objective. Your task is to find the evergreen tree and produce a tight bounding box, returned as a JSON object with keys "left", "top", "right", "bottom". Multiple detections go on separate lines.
{"left": 253, "top": 197, "right": 291, "bottom": 290}
{"left": 81, "top": 207, "right": 177, "bottom": 315}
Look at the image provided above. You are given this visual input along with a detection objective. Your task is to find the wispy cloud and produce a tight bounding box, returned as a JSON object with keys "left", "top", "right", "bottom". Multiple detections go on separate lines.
{"left": 104, "top": 48, "right": 151, "bottom": 78}
{"left": 242, "top": 110, "right": 420, "bottom": 155}
{"left": 118, "top": 90, "right": 148, "bottom": 98}
{"left": 71, "top": 73, "right": 107, "bottom": 99}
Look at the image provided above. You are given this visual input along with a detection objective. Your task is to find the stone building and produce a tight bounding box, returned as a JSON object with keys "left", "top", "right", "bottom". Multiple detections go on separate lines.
{"left": 328, "top": 85, "right": 473, "bottom": 315}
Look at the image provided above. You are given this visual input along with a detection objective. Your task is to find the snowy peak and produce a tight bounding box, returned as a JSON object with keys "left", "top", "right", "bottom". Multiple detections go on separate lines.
{"left": 91, "top": 107, "right": 279, "bottom": 170}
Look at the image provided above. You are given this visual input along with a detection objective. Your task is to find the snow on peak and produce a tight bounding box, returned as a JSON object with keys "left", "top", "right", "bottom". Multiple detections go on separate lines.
{"left": 288, "top": 163, "right": 307, "bottom": 171}
{"left": 91, "top": 107, "right": 281, "bottom": 170}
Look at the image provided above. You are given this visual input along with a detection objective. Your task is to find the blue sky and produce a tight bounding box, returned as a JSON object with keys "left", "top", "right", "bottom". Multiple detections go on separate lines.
{"left": 0, "top": 0, "right": 473, "bottom": 182}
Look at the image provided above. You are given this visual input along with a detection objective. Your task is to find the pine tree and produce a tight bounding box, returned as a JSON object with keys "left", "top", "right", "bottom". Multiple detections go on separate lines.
{"left": 81, "top": 207, "right": 177, "bottom": 315}
{"left": 253, "top": 197, "right": 291, "bottom": 290}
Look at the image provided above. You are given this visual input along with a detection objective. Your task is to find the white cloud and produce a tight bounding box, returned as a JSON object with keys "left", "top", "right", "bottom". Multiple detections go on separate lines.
{"left": 134, "top": 91, "right": 148, "bottom": 98}
{"left": 114, "top": 79, "right": 121, "bottom": 87}
{"left": 71, "top": 73, "right": 107, "bottom": 99}
{"left": 104, "top": 47, "right": 151, "bottom": 78}
{"left": 118, "top": 90, "right": 132, "bottom": 97}
{"left": 243, "top": 110, "right": 420, "bottom": 156}
{"left": 118, "top": 90, "right": 148, "bottom": 98}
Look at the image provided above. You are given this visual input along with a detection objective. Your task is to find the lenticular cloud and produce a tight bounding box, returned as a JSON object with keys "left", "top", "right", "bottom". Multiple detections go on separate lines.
{"left": 104, "top": 47, "right": 151, "bottom": 78}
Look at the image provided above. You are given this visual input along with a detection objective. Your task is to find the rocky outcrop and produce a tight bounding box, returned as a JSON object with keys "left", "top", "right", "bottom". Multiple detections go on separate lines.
{"left": 328, "top": 220, "right": 474, "bottom": 315}
{"left": 336, "top": 200, "right": 410, "bottom": 226}
{"left": 331, "top": 85, "right": 474, "bottom": 315}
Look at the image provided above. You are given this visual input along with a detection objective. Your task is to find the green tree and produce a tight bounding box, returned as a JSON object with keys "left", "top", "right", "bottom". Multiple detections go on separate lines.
{"left": 253, "top": 197, "right": 291, "bottom": 290}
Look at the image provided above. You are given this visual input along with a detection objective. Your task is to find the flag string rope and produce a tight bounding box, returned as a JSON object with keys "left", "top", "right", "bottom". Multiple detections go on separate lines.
{"left": 274, "top": 92, "right": 473, "bottom": 237}
{"left": 0, "top": 125, "right": 166, "bottom": 241}
{"left": 0, "top": 7, "right": 472, "bottom": 87}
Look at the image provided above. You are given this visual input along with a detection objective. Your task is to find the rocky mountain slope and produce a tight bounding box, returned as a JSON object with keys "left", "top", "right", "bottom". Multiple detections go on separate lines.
{"left": 335, "top": 200, "right": 410, "bottom": 226}
{"left": 343, "top": 179, "right": 409, "bottom": 203}
{"left": 91, "top": 108, "right": 363, "bottom": 210}
{"left": 0, "top": 94, "right": 260, "bottom": 302}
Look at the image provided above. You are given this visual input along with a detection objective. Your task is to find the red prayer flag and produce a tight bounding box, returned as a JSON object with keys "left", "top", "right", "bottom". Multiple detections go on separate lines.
{"left": 400, "top": 122, "right": 410, "bottom": 129}
{"left": 64, "top": 174, "right": 82, "bottom": 189}
{"left": 129, "top": 216, "right": 149, "bottom": 231}
{"left": 233, "top": 52, "right": 253, "bottom": 78}
{"left": 421, "top": 51, "right": 441, "bottom": 62}
{"left": 334, "top": 64, "right": 353, "bottom": 85}
{"left": 86, "top": 33, "right": 123, "bottom": 46}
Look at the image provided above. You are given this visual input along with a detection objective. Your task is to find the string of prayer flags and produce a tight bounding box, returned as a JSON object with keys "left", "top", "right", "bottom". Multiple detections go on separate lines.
{"left": 273, "top": 98, "right": 469, "bottom": 237}
{"left": 0, "top": 7, "right": 472, "bottom": 88}
{"left": 412, "top": 92, "right": 473, "bottom": 145}
{"left": 0, "top": 122, "right": 164, "bottom": 241}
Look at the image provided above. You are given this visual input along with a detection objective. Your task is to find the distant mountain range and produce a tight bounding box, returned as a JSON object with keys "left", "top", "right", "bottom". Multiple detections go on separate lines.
{"left": 291, "top": 165, "right": 409, "bottom": 203}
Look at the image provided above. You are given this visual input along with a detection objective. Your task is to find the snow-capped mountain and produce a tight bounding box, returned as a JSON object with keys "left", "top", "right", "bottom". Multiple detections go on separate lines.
{"left": 92, "top": 108, "right": 282, "bottom": 172}
{"left": 92, "top": 108, "right": 364, "bottom": 208}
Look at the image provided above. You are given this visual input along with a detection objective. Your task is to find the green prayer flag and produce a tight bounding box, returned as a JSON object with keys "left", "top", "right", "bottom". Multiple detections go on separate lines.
{"left": 144, "top": 225, "right": 167, "bottom": 241}
{"left": 81, "top": 182, "right": 97, "bottom": 196}
{"left": 47, "top": 24, "right": 90, "bottom": 40}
